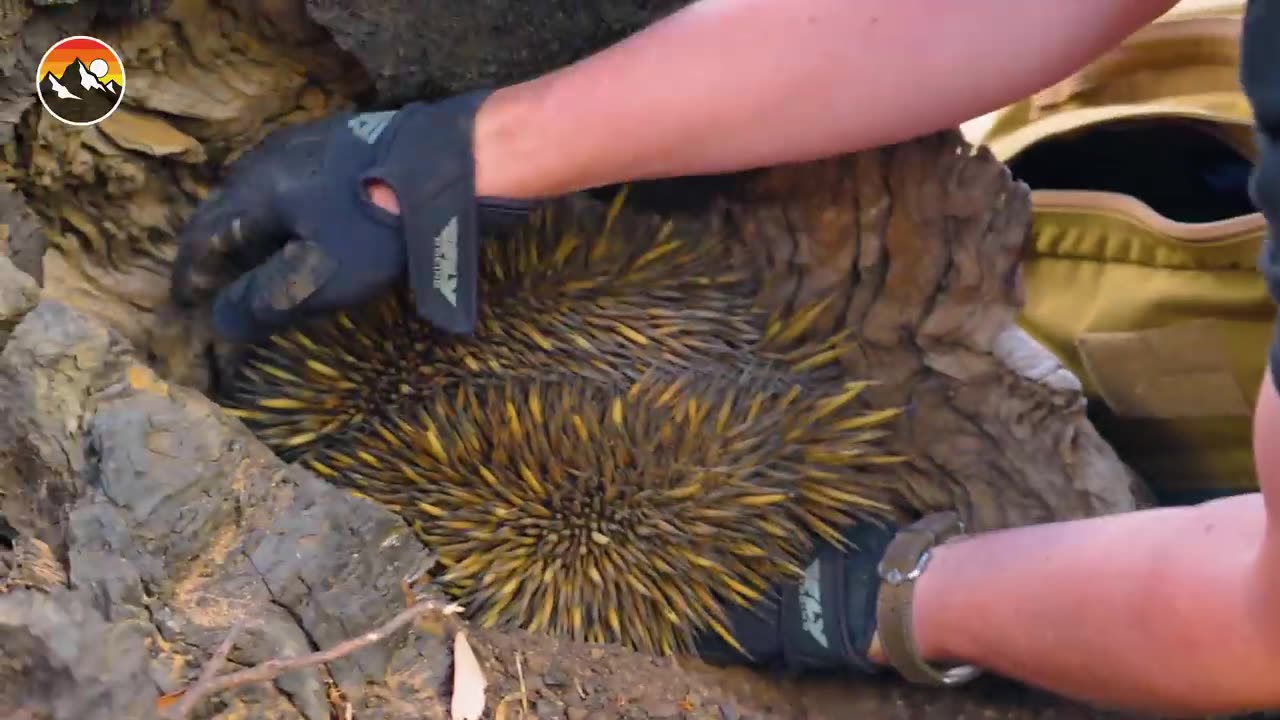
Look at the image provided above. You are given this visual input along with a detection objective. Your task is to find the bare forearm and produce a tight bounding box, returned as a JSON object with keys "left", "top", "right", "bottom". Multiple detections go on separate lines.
{"left": 472, "top": 0, "right": 1179, "bottom": 198}
{"left": 911, "top": 495, "right": 1280, "bottom": 716}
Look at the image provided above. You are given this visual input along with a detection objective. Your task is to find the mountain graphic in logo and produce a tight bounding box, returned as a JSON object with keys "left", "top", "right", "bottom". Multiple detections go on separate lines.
{"left": 35, "top": 36, "right": 126, "bottom": 126}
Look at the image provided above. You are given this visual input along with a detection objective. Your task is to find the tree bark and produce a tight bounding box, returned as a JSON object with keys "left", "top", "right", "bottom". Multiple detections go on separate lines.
{"left": 704, "top": 137, "right": 1148, "bottom": 530}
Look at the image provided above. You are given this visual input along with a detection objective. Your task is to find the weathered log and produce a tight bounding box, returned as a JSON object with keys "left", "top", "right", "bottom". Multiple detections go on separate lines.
{"left": 0, "top": 1, "right": 1151, "bottom": 718}
{"left": 702, "top": 138, "right": 1146, "bottom": 529}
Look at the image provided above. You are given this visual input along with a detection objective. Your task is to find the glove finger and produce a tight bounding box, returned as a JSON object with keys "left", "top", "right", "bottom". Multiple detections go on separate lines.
{"left": 174, "top": 116, "right": 353, "bottom": 306}
{"left": 210, "top": 238, "right": 339, "bottom": 343}
{"left": 171, "top": 184, "right": 290, "bottom": 306}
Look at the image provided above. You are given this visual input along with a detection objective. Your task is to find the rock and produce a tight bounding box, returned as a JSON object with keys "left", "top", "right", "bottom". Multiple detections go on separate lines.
{"left": 303, "top": 0, "right": 690, "bottom": 106}
{"left": 0, "top": 184, "right": 48, "bottom": 284}
{"left": 0, "top": 255, "right": 39, "bottom": 348}
{"left": 0, "top": 299, "right": 453, "bottom": 717}
{"left": 0, "top": 588, "right": 161, "bottom": 720}
{"left": 543, "top": 667, "right": 570, "bottom": 688}
{"left": 0, "top": 300, "right": 122, "bottom": 553}
{"left": 0, "top": 535, "right": 68, "bottom": 592}
{"left": 535, "top": 698, "right": 564, "bottom": 718}
{"left": 97, "top": 109, "right": 207, "bottom": 163}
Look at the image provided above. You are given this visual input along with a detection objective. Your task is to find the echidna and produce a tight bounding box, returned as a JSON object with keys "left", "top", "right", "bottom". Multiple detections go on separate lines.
{"left": 220, "top": 188, "right": 908, "bottom": 657}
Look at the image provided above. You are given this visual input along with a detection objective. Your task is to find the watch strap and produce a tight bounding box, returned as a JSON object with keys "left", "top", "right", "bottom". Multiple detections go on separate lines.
{"left": 875, "top": 511, "right": 983, "bottom": 687}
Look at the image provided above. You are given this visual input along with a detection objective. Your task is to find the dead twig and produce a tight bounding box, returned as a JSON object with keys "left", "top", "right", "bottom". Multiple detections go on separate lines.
{"left": 168, "top": 598, "right": 462, "bottom": 718}
{"left": 515, "top": 650, "right": 528, "bottom": 718}
{"left": 169, "top": 619, "right": 245, "bottom": 719}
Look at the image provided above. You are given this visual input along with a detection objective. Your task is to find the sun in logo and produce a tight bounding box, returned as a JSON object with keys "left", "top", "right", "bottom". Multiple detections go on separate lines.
{"left": 35, "top": 35, "right": 126, "bottom": 127}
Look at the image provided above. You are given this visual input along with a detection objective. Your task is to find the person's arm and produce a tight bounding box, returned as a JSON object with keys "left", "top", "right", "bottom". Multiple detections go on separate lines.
{"left": 470, "top": 0, "right": 1180, "bottom": 199}
{"left": 873, "top": 2, "right": 1280, "bottom": 713}
{"left": 893, "top": 371, "right": 1280, "bottom": 717}
{"left": 368, "top": 0, "right": 1181, "bottom": 210}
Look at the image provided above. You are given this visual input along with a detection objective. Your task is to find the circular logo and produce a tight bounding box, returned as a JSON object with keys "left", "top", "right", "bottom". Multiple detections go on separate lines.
{"left": 35, "top": 36, "right": 127, "bottom": 127}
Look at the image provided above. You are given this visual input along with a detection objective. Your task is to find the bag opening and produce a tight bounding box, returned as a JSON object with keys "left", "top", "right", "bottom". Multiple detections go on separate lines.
{"left": 1005, "top": 118, "right": 1256, "bottom": 224}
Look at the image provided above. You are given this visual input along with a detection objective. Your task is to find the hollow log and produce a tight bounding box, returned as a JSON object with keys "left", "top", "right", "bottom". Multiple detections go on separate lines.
{"left": 1, "top": 1, "right": 1150, "bottom": 718}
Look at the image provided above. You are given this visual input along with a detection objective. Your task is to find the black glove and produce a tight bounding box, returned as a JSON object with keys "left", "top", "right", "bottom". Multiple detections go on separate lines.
{"left": 693, "top": 519, "right": 894, "bottom": 675}
{"left": 170, "top": 90, "right": 532, "bottom": 342}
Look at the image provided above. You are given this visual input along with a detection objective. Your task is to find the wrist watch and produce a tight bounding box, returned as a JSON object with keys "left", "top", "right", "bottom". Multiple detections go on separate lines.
{"left": 875, "top": 511, "right": 984, "bottom": 687}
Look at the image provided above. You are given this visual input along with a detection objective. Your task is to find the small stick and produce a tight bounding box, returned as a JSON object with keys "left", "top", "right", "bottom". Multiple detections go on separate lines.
{"left": 172, "top": 599, "right": 461, "bottom": 717}
{"left": 515, "top": 651, "right": 528, "bottom": 719}
{"left": 170, "top": 619, "right": 245, "bottom": 719}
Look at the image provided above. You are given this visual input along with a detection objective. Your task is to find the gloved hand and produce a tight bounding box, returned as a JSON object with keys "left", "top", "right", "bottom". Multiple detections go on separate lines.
{"left": 696, "top": 512, "right": 981, "bottom": 688}
{"left": 170, "top": 90, "right": 532, "bottom": 343}
{"left": 694, "top": 519, "right": 892, "bottom": 674}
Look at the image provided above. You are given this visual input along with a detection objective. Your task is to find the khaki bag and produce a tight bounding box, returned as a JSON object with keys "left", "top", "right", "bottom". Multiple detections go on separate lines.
{"left": 967, "top": 2, "right": 1274, "bottom": 503}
